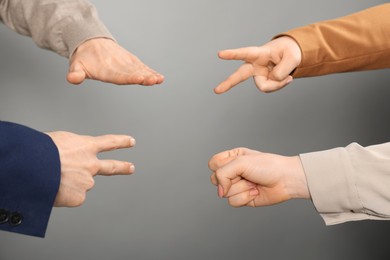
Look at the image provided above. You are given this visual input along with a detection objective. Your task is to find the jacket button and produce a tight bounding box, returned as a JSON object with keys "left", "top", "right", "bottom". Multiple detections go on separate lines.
{"left": 9, "top": 212, "right": 23, "bottom": 226}
{"left": 0, "top": 209, "right": 9, "bottom": 224}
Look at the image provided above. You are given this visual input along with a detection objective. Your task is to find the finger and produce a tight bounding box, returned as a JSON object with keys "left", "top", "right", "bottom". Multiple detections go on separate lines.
{"left": 215, "top": 157, "right": 249, "bottom": 197}
{"left": 158, "top": 74, "right": 165, "bottom": 84}
{"left": 217, "top": 176, "right": 241, "bottom": 198}
{"left": 269, "top": 53, "right": 299, "bottom": 81}
{"left": 228, "top": 188, "right": 259, "bottom": 208}
{"left": 94, "top": 135, "right": 136, "bottom": 153}
{"left": 209, "top": 147, "right": 256, "bottom": 171}
{"left": 253, "top": 75, "right": 293, "bottom": 93}
{"left": 225, "top": 179, "right": 257, "bottom": 197}
{"left": 107, "top": 67, "right": 164, "bottom": 86}
{"left": 210, "top": 172, "right": 218, "bottom": 186}
{"left": 142, "top": 67, "right": 165, "bottom": 85}
{"left": 97, "top": 160, "right": 135, "bottom": 176}
{"left": 218, "top": 47, "right": 261, "bottom": 62}
{"left": 209, "top": 151, "right": 238, "bottom": 172}
{"left": 108, "top": 71, "right": 146, "bottom": 85}
{"left": 67, "top": 62, "right": 87, "bottom": 85}
{"left": 211, "top": 172, "right": 242, "bottom": 187}
{"left": 54, "top": 191, "right": 87, "bottom": 208}
{"left": 67, "top": 71, "right": 86, "bottom": 85}
{"left": 142, "top": 75, "right": 162, "bottom": 86}
{"left": 214, "top": 63, "right": 254, "bottom": 94}
{"left": 153, "top": 73, "right": 165, "bottom": 84}
{"left": 140, "top": 71, "right": 166, "bottom": 86}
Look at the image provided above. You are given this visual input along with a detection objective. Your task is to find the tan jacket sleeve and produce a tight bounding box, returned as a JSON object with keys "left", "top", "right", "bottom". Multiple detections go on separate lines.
{"left": 300, "top": 142, "right": 390, "bottom": 225}
{"left": 279, "top": 3, "right": 390, "bottom": 78}
{"left": 282, "top": 4, "right": 390, "bottom": 225}
{"left": 0, "top": 0, "right": 114, "bottom": 58}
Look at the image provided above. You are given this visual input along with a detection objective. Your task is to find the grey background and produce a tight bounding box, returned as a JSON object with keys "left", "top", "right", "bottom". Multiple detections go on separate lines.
{"left": 1, "top": 1, "right": 390, "bottom": 259}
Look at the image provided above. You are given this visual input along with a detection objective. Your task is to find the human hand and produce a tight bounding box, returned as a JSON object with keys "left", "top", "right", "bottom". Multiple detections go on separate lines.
{"left": 209, "top": 147, "right": 309, "bottom": 207}
{"left": 46, "top": 131, "right": 136, "bottom": 207}
{"left": 67, "top": 38, "right": 164, "bottom": 86}
{"left": 214, "top": 36, "right": 301, "bottom": 94}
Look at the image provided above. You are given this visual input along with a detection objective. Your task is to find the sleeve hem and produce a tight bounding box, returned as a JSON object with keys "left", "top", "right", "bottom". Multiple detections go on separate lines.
{"left": 299, "top": 146, "right": 362, "bottom": 217}
{"left": 61, "top": 17, "right": 115, "bottom": 58}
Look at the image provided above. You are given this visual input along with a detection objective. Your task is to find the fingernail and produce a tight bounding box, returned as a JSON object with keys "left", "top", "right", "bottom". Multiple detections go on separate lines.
{"left": 218, "top": 185, "right": 224, "bottom": 198}
{"left": 249, "top": 188, "right": 259, "bottom": 196}
{"left": 130, "top": 137, "right": 136, "bottom": 146}
{"left": 129, "top": 164, "right": 135, "bottom": 173}
{"left": 248, "top": 182, "right": 256, "bottom": 187}
{"left": 286, "top": 77, "right": 293, "bottom": 84}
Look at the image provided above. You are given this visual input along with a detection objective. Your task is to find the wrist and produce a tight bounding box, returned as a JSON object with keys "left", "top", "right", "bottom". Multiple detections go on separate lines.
{"left": 71, "top": 37, "right": 115, "bottom": 58}
{"left": 284, "top": 156, "right": 310, "bottom": 200}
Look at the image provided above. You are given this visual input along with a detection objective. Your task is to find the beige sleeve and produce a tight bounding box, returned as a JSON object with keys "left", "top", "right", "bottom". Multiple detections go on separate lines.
{"left": 277, "top": 3, "right": 390, "bottom": 78}
{"left": 300, "top": 142, "right": 390, "bottom": 225}
{"left": 0, "top": 0, "right": 114, "bottom": 58}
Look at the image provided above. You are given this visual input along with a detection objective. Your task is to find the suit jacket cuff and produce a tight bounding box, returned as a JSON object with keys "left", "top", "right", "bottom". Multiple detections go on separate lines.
{"left": 0, "top": 121, "right": 60, "bottom": 237}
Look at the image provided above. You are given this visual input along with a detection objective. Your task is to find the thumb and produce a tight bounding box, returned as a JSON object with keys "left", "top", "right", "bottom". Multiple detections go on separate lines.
{"left": 269, "top": 52, "right": 299, "bottom": 81}
{"left": 67, "top": 61, "right": 87, "bottom": 85}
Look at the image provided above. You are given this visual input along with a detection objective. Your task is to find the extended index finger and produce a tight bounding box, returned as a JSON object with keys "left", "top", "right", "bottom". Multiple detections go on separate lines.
{"left": 94, "top": 134, "right": 136, "bottom": 153}
{"left": 218, "top": 47, "right": 262, "bottom": 62}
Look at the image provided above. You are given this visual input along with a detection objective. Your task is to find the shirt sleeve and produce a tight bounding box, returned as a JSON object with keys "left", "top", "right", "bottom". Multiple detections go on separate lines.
{"left": 0, "top": 121, "right": 61, "bottom": 237}
{"left": 275, "top": 3, "right": 390, "bottom": 78}
{"left": 0, "top": 0, "right": 114, "bottom": 58}
{"left": 300, "top": 142, "right": 390, "bottom": 225}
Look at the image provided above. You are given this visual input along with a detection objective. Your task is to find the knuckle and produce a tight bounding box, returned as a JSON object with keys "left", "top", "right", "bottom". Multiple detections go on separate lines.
{"left": 271, "top": 71, "right": 284, "bottom": 81}
{"left": 229, "top": 200, "right": 243, "bottom": 208}
{"left": 228, "top": 148, "right": 238, "bottom": 157}
{"left": 207, "top": 162, "right": 213, "bottom": 170}
{"left": 89, "top": 160, "right": 100, "bottom": 175}
{"left": 214, "top": 169, "right": 223, "bottom": 181}
{"left": 231, "top": 193, "right": 250, "bottom": 208}
{"left": 210, "top": 174, "right": 218, "bottom": 185}
{"left": 86, "top": 177, "right": 95, "bottom": 190}
{"left": 208, "top": 158, "right": 216, "bottom": 170}
{"left": 258, "top": 84, "right": 271, "bottom": 93}
{"left": 77, "top": 194, "right": 87, "bottom": 206}
{"left": 231, "top": 147, "right": 245, "bottom": 155}
{"left": 71, "top": 193, "right": 86, "bottom": 207}
{"left": 109, "top": 163, "right": 118, "bottom": 175}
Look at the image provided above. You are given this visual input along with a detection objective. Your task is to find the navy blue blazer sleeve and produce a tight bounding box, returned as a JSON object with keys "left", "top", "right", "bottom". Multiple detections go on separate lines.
{"left": 0, "top": 121, "right": 61, "bottom": 237}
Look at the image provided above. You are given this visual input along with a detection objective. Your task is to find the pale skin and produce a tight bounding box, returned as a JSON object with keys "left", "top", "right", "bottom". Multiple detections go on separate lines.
{"left": 67, "top": 38, "right": 165, "bottom": 86}
{"left": 209, "top": 148, "right": 310, "bottom": 207}
{"left": 47, "top": 132, "right": 136, "bottom": 207}
{"left": 214, "top": 36, "right": 301, "bottom": 94}
{"left": 211, "top": 37, "right": 309, "bottom": 207}
{"left": 47, "top": 37, "right": 161, "bottom": 207}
